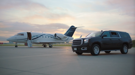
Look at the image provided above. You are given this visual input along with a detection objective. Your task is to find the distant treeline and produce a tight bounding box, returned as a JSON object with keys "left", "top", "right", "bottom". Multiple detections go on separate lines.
{"left": 133, "top": 40, "right": 135, "bottom": 47}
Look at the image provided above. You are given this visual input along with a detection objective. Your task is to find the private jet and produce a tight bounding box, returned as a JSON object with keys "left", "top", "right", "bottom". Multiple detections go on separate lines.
{"left": 7, "top": 25, "right": 77, "bottom": 48}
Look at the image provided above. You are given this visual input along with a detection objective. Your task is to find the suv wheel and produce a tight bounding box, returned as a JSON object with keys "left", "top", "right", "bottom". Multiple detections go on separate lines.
{"left": 105, "top": 51, "right": 111, "bottom": 53}
{"left": 76, "top": 52, "right": 82, "bottom": 55}
{"left": 120, "top": 44, "right": 128, "bottom": 54}
{"left": 91, "top": 44, "right": 100, "bottom": 56}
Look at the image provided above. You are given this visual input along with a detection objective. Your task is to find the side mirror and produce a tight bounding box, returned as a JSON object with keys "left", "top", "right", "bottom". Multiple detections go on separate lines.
{"left": 102, "top": 35, "right": 107, "bottom": 38}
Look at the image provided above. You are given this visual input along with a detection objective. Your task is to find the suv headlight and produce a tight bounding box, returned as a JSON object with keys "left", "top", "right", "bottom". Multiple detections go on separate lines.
{"left": 84, "top": 39, "right": 89, "bottom": 43}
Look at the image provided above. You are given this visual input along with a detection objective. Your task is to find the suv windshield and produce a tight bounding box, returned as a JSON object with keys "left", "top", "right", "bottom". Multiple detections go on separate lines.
{"left": 86, "top": 31, "right": 102, "bottom": 38}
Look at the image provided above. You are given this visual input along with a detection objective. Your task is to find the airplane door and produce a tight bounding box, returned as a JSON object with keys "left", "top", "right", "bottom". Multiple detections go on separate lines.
{"left": 27, "top": 32, "right": 31, "bottom": 40}
{"left": 27, "top": 32, "right": 32, "bottom": 47}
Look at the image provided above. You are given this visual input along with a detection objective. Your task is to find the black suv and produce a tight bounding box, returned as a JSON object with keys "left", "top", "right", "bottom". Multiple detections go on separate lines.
{"left": 72, "top": 30, "right": 133, "bottom": 56}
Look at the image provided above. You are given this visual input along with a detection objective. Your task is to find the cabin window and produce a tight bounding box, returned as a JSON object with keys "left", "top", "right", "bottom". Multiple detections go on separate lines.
{"left": 17, "top": 33, "right": 24, "bottom": 36}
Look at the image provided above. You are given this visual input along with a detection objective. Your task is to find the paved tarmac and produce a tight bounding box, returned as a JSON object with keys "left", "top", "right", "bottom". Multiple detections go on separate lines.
{"left": 0, "top": 46, "right": 135, "bottom": 75}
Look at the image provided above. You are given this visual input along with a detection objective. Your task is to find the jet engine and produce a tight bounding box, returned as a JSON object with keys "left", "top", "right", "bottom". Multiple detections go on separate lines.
{"left": 54, "top": 33, "right": 67, "bottom": 40}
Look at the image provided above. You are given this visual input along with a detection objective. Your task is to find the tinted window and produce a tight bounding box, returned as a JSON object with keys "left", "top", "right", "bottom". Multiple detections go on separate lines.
{"left": 119, "top": 32, "right": 130, "bottom": 38}
{"left": 110, "top": 32, "right": 119, "bottom": 37}
{"left": 102, "top": 31, "right": 110, "bottom": 37}
{"left": 17, "top": 33, "right": 24, "bottom": 36}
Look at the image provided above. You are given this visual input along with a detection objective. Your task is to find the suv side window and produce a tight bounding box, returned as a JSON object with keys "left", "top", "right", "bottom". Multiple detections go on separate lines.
{"left": 102, "top": 31, "right": 110, "bottom": 37}
{"left": 119, "top": 32, "right": 130, "bottom": 38}
{"left": 110, "top": 32, "right": 119, "bottom": 37}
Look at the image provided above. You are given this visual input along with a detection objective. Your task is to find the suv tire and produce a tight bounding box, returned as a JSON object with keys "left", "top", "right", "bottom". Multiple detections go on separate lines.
{"left": 76, "top": 52, "right": 82, "bottom": 55}
{"left": 120, "top": 44, "right": 128, "bottom": 54}
{"left": 105, "top": 51, "right": 111, "bottom": 53}
{"left": 91, "top": 44, "right": 100, "bottom": 56}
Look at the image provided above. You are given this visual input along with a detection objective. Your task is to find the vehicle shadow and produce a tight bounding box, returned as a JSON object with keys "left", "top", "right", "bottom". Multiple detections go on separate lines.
{"left": 76, "top": 53, "right": 123, "bottom": 56}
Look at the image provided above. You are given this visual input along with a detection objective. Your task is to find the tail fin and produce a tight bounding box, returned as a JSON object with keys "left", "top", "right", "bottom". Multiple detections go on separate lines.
{"left": 64, "top": 25, "right": 77, "bottom": 37}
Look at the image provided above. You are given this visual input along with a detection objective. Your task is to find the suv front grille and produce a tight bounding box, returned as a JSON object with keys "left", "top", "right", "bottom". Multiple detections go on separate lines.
{"left": 73, "top": 40, "right": 82, "bottom": 45}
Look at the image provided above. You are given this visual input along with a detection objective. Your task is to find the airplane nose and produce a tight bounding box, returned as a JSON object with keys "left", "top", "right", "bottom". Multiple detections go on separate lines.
{"left": 7, "top": 37, "right": 11, "bottom": 41}
{"left": 7, "top": 36, "right": 15, "bottom": 41}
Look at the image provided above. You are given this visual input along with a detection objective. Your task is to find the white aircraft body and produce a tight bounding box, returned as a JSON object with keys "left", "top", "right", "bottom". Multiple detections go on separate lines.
{"left": 7, "top": 25, "right": 77, "bottom": 48}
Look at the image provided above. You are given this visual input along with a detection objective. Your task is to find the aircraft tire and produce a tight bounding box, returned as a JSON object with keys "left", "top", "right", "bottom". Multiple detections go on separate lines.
{"left": 49, "top": 45, "right": 52, "bottom": 48}
{"left": 15, "top": 45, "right": 18, "bottom": 47}
{"left": 43, "top": 45, "right": 47, "bottom": 48}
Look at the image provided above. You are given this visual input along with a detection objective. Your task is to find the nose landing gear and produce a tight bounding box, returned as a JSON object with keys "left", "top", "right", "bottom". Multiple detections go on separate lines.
{"left": 15, "top": 42, "right": 18, "bottom": 48}
{"left": 15, "top": 45, "right": 18, "bottom": 47}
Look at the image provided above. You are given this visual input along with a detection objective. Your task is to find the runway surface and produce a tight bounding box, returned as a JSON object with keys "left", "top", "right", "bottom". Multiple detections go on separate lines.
{"left": 0, "top": 46, "right": 135, "bottom": 75}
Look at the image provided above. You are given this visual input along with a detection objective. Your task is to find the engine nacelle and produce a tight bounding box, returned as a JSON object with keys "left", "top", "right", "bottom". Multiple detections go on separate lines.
{"left": 54, "top": 33, "right": 68, "bottom": 40}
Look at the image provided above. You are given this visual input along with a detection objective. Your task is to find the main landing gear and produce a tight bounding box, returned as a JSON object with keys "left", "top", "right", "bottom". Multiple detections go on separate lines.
{"left": 42, "top": 44, "right": 53, "bottom": 48}
{"left": 49, "top": 44, "right": 53, "bottom": 48}
{"left": 43, "top": 44, "right": 47, "bottom": 48}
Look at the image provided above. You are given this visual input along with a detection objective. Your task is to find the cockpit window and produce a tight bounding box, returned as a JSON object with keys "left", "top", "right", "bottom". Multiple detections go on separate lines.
{"left": 17, "top": 33, "right": 24, "bottom": 36}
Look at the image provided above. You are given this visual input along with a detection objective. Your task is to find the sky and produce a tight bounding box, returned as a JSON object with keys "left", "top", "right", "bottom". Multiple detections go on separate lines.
{"left": 0, "top": 0, "right": 135, "bottom": 42}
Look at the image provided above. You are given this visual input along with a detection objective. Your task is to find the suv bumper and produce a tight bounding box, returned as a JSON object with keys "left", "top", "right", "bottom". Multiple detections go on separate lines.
{"left": 72, "top": 45, "right": 90, "bottom": 53}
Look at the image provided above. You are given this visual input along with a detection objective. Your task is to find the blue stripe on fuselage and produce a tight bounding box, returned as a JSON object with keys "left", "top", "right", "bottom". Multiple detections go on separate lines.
{"left": 32, "top": 34, "right": 54, "bottom": 40}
